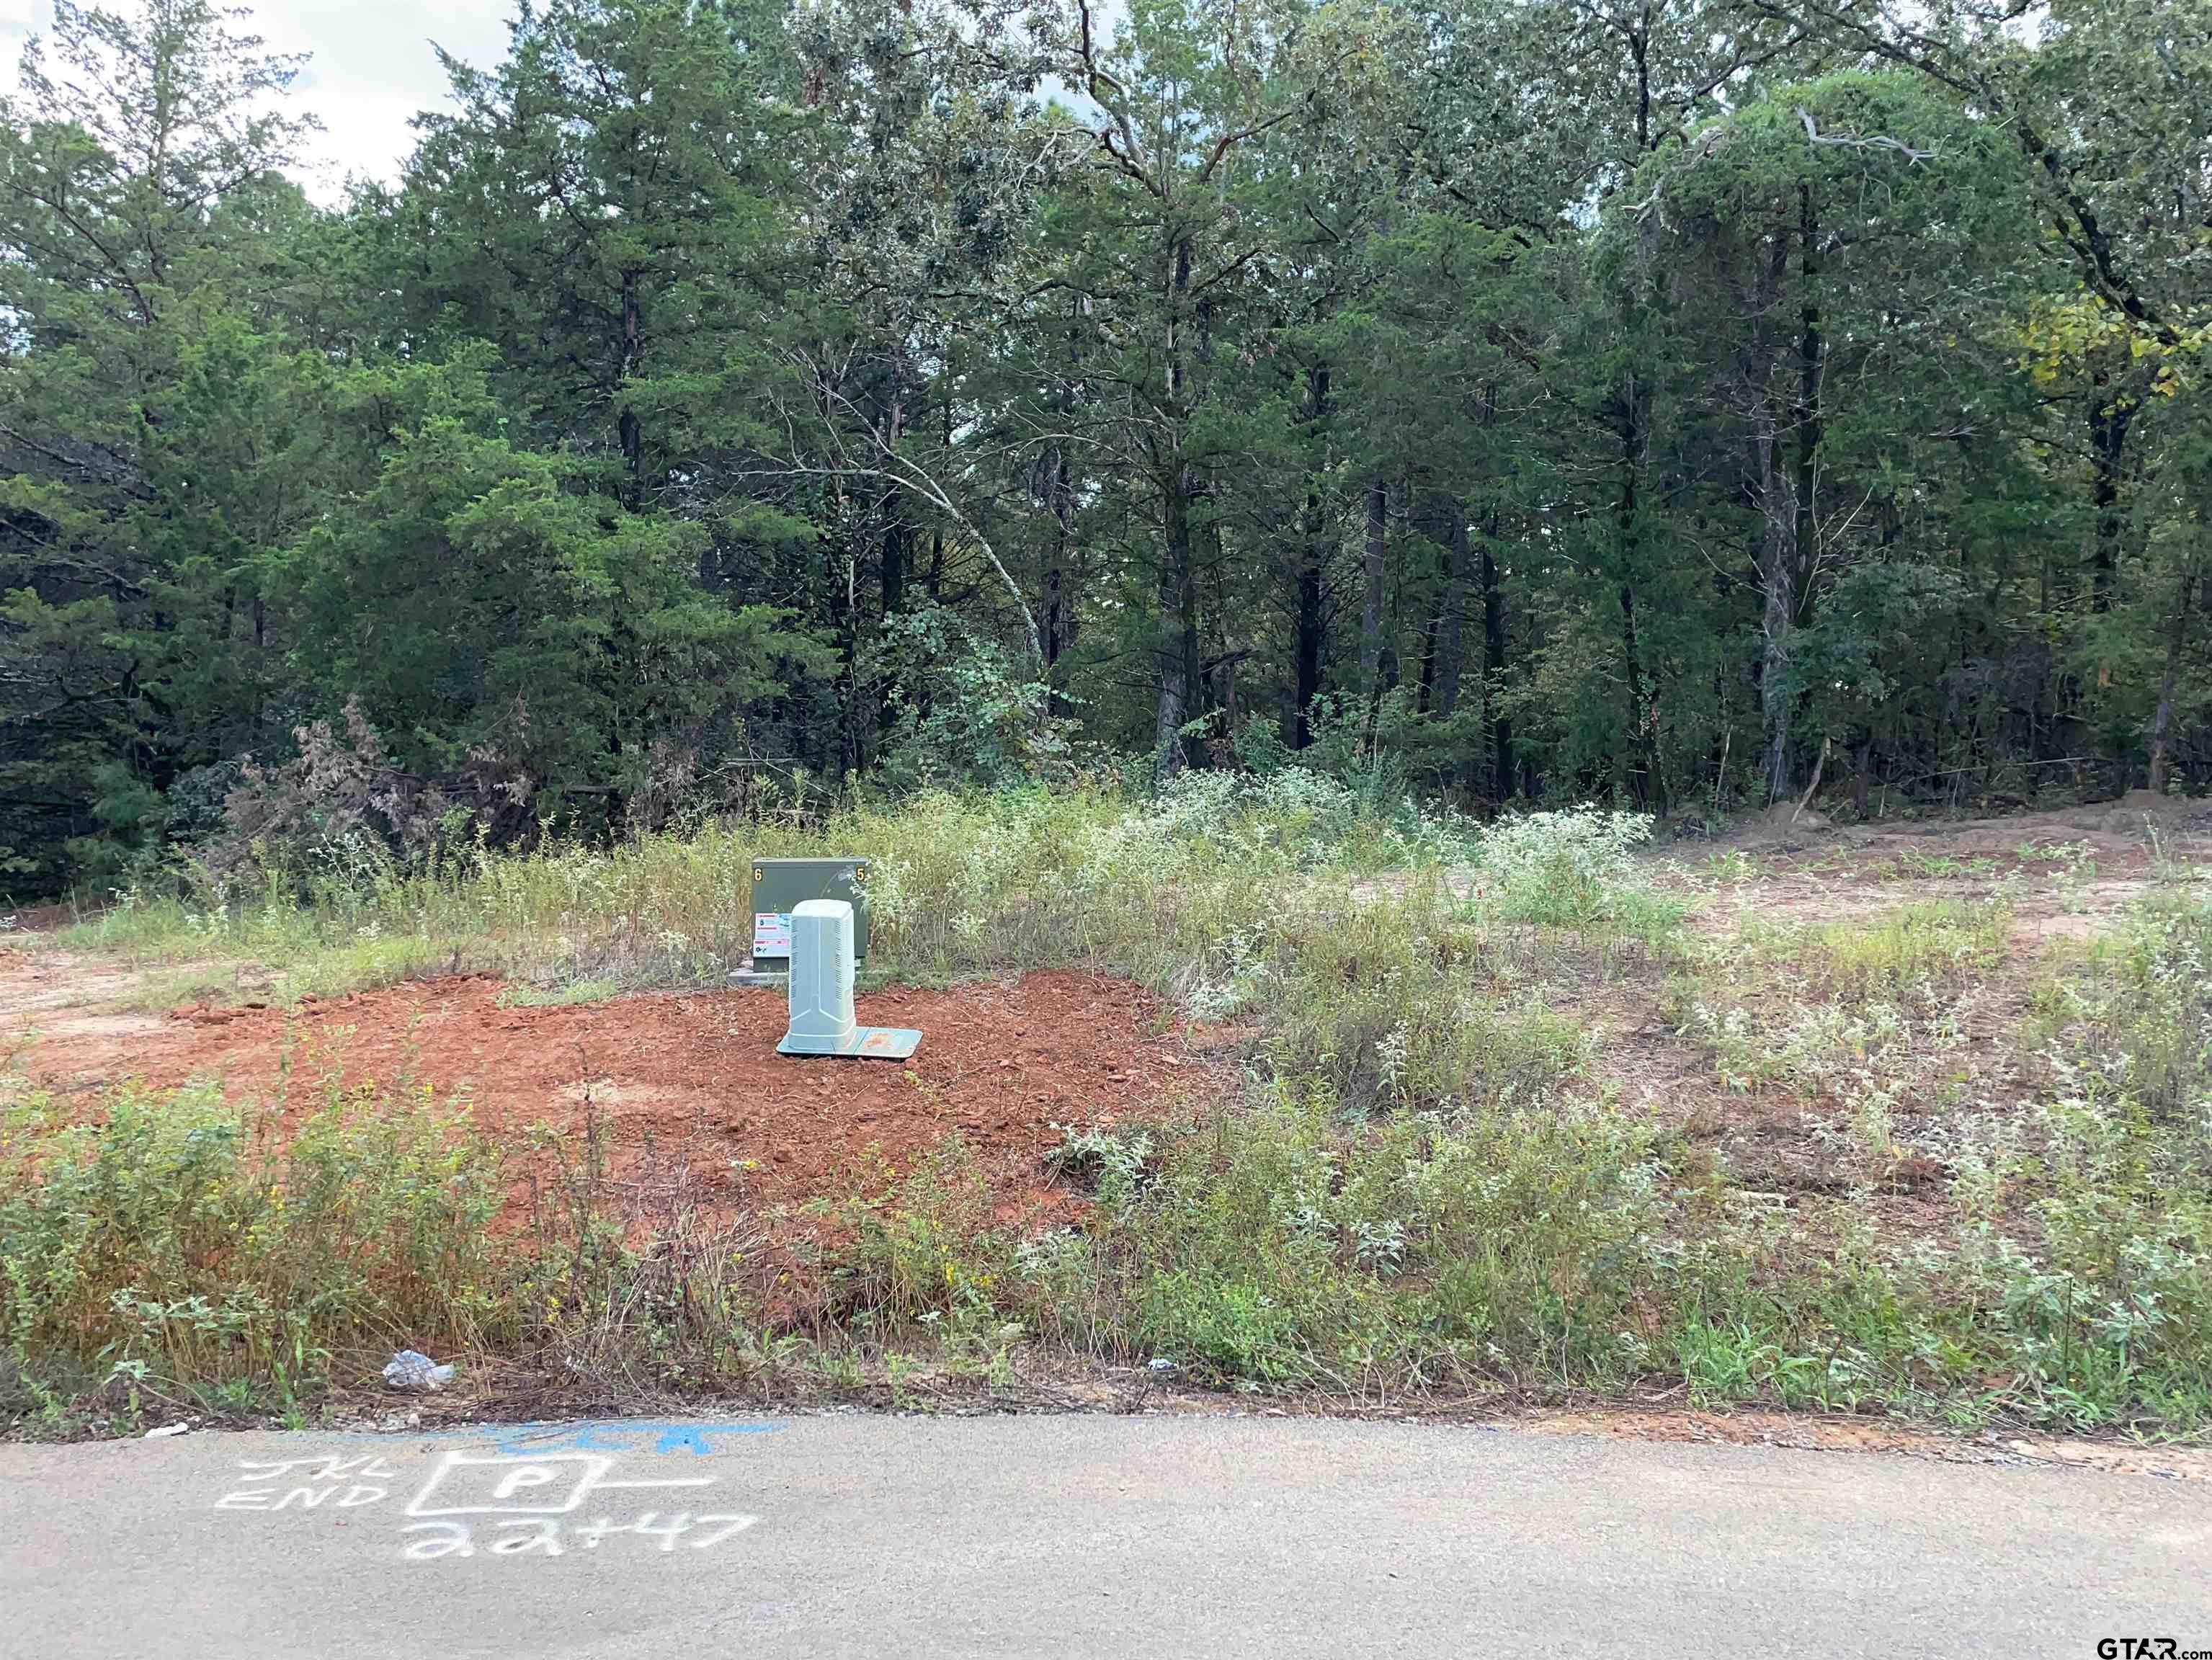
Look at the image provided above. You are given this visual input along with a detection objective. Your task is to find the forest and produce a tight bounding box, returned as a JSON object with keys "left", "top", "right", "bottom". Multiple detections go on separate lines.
{"left": 1, "top": 0, "right": 2206, "bottom": 895}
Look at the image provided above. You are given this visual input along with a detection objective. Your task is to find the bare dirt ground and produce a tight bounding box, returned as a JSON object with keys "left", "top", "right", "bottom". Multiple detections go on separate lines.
{"left": 6, "top": 796, "right": 2205, "bottom": 1240}
{"left": 1, "top": 955, "right": 1231, "bottom": 1235}
{"left": 1530, "top": 794, "right": 2210, "bottom": 1214}
{"left": 1677, "top": 789, "right": 2212, "bottom": 940}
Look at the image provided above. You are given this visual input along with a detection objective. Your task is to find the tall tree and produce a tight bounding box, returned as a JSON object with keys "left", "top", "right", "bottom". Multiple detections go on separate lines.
{"left": 0, "top": 0, "right": 322, "bottom": 881}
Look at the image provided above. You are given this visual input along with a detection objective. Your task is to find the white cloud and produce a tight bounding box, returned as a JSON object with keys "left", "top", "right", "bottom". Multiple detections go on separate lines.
{"left": 261, "top": 1, "right": 517, "bottom": 197}
{"left": 0, "top": 0, "right": 517, "bottom": 201}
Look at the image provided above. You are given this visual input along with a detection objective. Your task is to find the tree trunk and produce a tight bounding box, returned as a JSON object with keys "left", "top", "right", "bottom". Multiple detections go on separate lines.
{"left": 832, "top": 526, "right": 862, "bottom": 778}
{"left": 880, "top": 514, "right": 905, "bottom": 617}
{"left": 1409, "top": 493, "right": 1458, "bottom": 721}
{"left": 1766, "top": 178, "right": 1826, "bottom": 808}
{"left": 1438, "top": 510, "right": 1468, "bottom": 718}
{"left": 879, "top": 360, "right": 906, "bottom": 617}
{"left": 1614, "top": 370, "right": 1662, "bottom": 812}
{"left": 1041, "top": 443, "right": 1079, "bottom": 706}
{"left": 1294, "top": 556, "right": 1325, "bottom": 749}
{"left": 876, "top": 511, "right": 904, "bottom": 741}
{"left": 1042, "top": 293, "right": 1085, "bottom": 709}
{"left": 1415, "top": 611, "right": 1437, "bottom": 714}
{"left": 1757, "top": 402, "right": 1799, "bottom": 803}
{"left": 1292, "top": 362, "right": 1331, "bottom": 748}
{"left": 618, "top": 267, "right": 643, "bottom": 507}
{"left": 1154, "top": 470, "right": 1192, "bottom": 778}
{"left": 1745, "top": 219, "right": 1798, "bottom": 805}
{"left": 2086, "top": 365, "right": 2135, "bottom": 614}
{"left": 1181, "top": 477, "right": 1205, "bottom": 769}
{"left": 1154, "top": 236, "right": 1197, "bottom": 780}
{"left": 1479, "top": 513, "right": 1510, "bottom": 801}
{"left": 1361, "top": 478, "right": 1388, "bottom": 697}
{"left": 1794, "top": 181, "right": 1822, "bottom": 597}
{"left": 2148, "top": 558, "right": 2200, "bottom": 795}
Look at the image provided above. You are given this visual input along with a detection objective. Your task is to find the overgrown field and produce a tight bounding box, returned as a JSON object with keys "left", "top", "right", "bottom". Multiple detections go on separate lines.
{"left": 6, "top": 777, "right": 2211, "bottom": 1439}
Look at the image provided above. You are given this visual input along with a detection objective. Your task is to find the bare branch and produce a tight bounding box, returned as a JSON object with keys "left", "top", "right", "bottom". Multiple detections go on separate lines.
{"left": 1796, "top": 107, "right": 1935, "bottom": 163}
{"left": 764, "top": 352, "right": 1045, "bottom": 671}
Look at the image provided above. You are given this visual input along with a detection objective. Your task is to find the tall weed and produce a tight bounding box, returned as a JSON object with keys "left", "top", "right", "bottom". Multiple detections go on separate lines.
{"left": 1, "top": 1079, "right": 507, "bottom": 1424}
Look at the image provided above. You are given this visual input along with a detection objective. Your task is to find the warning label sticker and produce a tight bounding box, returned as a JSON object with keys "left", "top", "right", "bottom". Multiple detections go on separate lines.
{"left": 752, "top": 912, "right": 793, "bottom": 958}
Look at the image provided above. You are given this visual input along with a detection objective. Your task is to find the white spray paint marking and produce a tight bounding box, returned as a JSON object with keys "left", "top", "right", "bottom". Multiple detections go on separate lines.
{"left": 211, "top": 1428, "right": 776, "bottom": 1563}
{"left": 400, "top": 1512, "right": 759, "bottom": 1561}
{"left": 214, "top": 1454, "right": 398, "bottom": 1512}
{"left": 404, "top": 1451, "right": 712, "bottom": 1517}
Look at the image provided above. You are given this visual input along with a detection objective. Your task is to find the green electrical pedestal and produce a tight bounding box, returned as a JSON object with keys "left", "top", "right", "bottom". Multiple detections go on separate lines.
{"left": 745, "top": 857, "right": 872, "bottom": 975}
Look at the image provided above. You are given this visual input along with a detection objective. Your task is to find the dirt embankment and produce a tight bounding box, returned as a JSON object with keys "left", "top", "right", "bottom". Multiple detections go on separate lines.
{"left": 4, "top": 955, "right": 1227, "bottom": 1231}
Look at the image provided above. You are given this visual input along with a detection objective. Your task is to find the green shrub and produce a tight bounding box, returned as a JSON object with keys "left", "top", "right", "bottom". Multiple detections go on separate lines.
{"left": 826, "top": 1141, "right": 1017, "bottom": 1330}
{"left": 1, "top": 1079, "right": 508, "bottom": 1426}
{"left": 69, "top": 769, "right": 1476, "bottom": 999}
{"left": 1046, "top": 1122, "right": 1159, "bottom": 1214}
{"left": 2048, "top": 894, "right": 2212, "bottom": 1120}
{"left": 1010, "top": 1089, "right": 1673, "bottom": 1392}
{"left": 1656, "top": 950, "right": 2212, "bottom": 1430}
{"left": 33, "top": 796, "right": 2212, "bottom": 1435}
{"left": 1476, "top": 807, "right": 1662, "bottom": 928}
{"left": 1236, "top": 879, "right": 1592, "bottom": 1116}
{"left": 1721, "top": 900, "right": 2010, "bottom": 1008}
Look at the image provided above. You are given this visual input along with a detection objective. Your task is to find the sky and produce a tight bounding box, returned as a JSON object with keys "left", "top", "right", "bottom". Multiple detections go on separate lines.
{"left": 0, "top": 0, "right": 520, "bottom": 199}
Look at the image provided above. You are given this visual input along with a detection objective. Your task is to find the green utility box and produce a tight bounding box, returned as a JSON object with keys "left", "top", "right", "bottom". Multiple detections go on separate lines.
{"left": 748, "top": 857, "right": 872, "bottom": 965}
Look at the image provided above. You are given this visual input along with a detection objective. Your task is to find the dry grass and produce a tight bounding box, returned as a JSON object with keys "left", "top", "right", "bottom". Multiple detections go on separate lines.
{"left": 10, "top": 790, "right": 2212, "bottom": 1437}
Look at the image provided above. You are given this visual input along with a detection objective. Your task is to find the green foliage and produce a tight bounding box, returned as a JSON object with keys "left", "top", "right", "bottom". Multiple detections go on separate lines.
{"left": 275, "top": 387, "right": 795, "bottom": 795}
{"left": 18, "top": 796, "right": 2212, "bottom": 1433}
{"left": 71, "top": 768, "right": 1484, "bottom": 1004}
{"left": 1475, "top": 808, "right": 1664, "bottom": 928}
{"left": 1046, "top": 1122, "right": 1159, "bottom": 1215}
{"left": 865, "top": 607, "right": 1081, "bottom": 790}
{"left": 1226, "top": 878, "right": 1597, "bottom": 1116}
{"left": 829, "top": 1141, "right": 1017, "bottom": 1329}
{"left": 1019, "top": 1088, "right": 1674, "bottom": 1389}
{"left": 1672, "top": 900, "right": 2010, "bottom": 1098}
{"left": 4, "top": 0, "right": 2211, "bottom": 901}
{"left": 0, "top": 1078, "right": 507, "bottom": 1424}
{"left": 4, "top": 0, "right": 2212, "bottom": 1436}
{"left": 2043, "top": 896, "right": 2212, "bottom": 1127}
{"left": 1757, "top": 901, "right": 2012, "bottom": 1005}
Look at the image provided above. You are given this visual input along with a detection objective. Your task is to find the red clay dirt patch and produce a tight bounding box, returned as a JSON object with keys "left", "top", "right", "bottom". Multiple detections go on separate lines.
{"left": 13, "top": 965, "right": 1224, "bottom": 1233}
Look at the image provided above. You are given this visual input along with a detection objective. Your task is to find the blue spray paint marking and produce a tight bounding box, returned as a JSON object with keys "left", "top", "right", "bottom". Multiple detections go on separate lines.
{"left": 481, "top": 1422, "right": 781, "bottom": 1458}
{"left": 331, "top": 1419, "right": 782, "bottom": 1455}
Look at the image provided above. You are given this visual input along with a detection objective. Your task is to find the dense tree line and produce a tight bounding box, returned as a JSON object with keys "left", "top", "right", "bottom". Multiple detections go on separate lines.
{"left": 2, "top": 0, "right": 2206, "bottom": 892}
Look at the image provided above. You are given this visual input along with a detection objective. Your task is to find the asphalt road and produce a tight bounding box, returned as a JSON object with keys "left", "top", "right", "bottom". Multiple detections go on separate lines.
{"left": 2, "top": 1414, "right": 2205, "bottom": 1659}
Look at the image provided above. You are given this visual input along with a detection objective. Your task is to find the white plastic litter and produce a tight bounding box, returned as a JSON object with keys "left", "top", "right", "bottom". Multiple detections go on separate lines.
{"left": 383, "top": 1349, "right": 455, "bottom": 1393}
{"left": 143, "top": 1423, "right": 189, "bottom": 1439}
